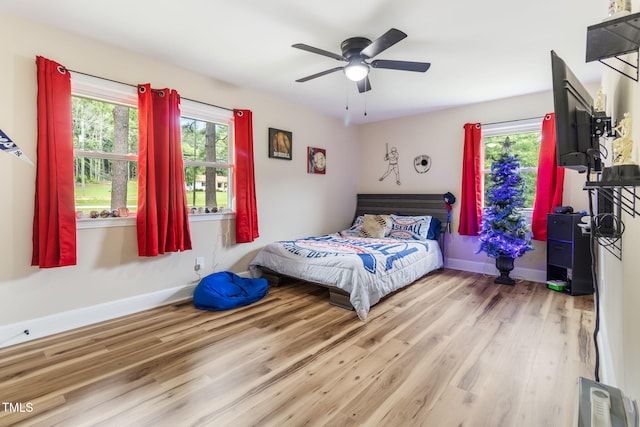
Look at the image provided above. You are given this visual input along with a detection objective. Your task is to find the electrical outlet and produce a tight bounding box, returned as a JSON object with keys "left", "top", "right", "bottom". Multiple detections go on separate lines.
{"left": 195, "top": 257, "right": 205, "bottom": 272}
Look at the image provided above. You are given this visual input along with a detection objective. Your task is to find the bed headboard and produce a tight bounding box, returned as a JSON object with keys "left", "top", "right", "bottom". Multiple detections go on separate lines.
{"left": 354, "top": 193, "right": 450, "bottom": 232}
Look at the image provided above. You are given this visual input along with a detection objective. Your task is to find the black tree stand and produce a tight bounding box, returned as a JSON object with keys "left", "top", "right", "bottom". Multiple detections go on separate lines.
{"left": 494, "top": 256, "right": 516, "bottom": 286}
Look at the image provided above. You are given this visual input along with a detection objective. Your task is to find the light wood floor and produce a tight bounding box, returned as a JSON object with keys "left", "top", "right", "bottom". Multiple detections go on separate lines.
{"left": 0, "top": 269, "right": 594, "bottom": 427}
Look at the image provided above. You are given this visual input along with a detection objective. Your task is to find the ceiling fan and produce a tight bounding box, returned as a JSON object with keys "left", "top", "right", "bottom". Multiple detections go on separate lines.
{"left": 292, "top": 28, "right": 430, "bottom": 93}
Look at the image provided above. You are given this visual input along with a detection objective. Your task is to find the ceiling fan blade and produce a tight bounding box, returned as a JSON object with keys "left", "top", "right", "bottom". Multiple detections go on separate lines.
{"left": 360, "top": 28, "right": 407, "bottom": 59}
{"left": 292, "top": 43, "right": 345, "bottom": 61}
{"left": 356, "top": 76, "right": 372, "bottom": 93}
{"left": 295, "top": 67, "right": 344, "bottom": 82}
{"left": 371, "top": 60, "right": 431, "bottom": 72}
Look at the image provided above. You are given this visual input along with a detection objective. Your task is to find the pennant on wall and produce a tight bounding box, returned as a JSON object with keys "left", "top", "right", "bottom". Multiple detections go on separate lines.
{"left": 0, "top": 129, "right": 34, "bottom": 166}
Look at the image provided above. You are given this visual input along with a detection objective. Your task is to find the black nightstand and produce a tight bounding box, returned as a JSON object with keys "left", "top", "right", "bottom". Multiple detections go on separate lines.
{"left": 547, "top": 213, "right": 594, "bottom": 295}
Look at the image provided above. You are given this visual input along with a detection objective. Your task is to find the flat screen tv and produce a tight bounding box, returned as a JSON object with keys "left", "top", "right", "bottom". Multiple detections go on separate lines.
{"left": 550, "top": 50, "right": 605, "bottom": 172}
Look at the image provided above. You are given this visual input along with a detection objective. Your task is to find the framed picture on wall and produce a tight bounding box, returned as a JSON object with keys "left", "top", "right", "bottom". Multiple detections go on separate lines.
{"left": 268, "top": 128, "right": 292, "bottom": 160}
{"left": 308, "top": 146, "right": 326, "bottom": 174}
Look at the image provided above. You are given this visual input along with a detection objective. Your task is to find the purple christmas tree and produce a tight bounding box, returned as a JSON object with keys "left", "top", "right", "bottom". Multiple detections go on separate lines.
{"left": 477, "top": 138, "right": 533, "bottom": 260}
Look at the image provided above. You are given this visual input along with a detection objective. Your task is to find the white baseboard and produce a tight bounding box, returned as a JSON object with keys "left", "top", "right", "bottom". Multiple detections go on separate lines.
{"left": 445, "top": 257, "right": 546, "bottom": 284}
{"left": 1, "top": 265, "right": 540, "bottom": 350}
{"left": 0, "top": 283, "right": 198, "bottom": 349}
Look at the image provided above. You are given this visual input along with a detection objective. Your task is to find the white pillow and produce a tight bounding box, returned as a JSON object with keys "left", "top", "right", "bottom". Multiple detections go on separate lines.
{"left": 340, "top": 215, "right": 365, "bottom": 237}
{"left": 387, "top": 215, "right": 432, "bottom": 240}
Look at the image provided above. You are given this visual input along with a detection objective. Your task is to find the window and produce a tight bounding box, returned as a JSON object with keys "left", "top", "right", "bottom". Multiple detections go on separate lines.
{"left": 482, "top": 118, "right": 542, "bottom": 210}
{"left": 71, "top": 73, "right": 233, "bottom": 219}
{"left": 180, "top": 101, "right": 233, "bottom": 213}
{"left": 72, "top": 94, "right": 139, "bottom": 216}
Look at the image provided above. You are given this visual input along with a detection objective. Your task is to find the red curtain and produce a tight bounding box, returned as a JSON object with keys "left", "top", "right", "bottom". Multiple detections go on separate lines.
{"left": 136, "top": 84, "right": 192, "bottom": 256}
{"left": 532, "top": 113, "right": 564, "bottom": 240}
{"left": 458, "top": 123, "right": 483, "bottom": 236}
{"left": 234, "top": 109, "right": 259, "bottom": 243}
{"left": 32, "top": 56, "right": 77, "bottom": 268}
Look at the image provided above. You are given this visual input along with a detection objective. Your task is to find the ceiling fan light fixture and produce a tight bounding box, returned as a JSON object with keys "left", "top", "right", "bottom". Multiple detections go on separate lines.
{"left": 344, "top": 59, "right": 369, "bottom": 81}
{"left": 293, "top": 29, "right": 429, "bottom": 92}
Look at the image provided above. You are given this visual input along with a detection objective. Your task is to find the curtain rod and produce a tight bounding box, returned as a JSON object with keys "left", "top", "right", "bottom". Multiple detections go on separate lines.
{"left": 482, "top": 115, "right": 546, "bottom": 127}
{"left": 65, "top": 68, "right": 235, "bottom": 113}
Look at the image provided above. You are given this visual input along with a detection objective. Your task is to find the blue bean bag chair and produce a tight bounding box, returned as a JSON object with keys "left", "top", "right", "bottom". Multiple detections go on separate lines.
{"left": 193, "top": 271, "right": 268, "bottom": 311}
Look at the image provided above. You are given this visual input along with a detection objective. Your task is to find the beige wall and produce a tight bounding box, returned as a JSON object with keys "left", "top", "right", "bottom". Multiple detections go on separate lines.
{"left": 0, "top": 12, "right": 359, "bottom": 326}
{"left": 599, "top": 44, "right": 640, "bottom": 400}
{"left": 359, "top": 88, "right": 595, "bottom": 277}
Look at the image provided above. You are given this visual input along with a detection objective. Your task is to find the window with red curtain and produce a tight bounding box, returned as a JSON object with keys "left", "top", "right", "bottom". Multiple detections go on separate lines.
{"left": 234, "top": 109, "right": 259, "bottom": 243}
{"left": 458, "top": 123, "right": 482, "bottom": 236}
{"left": 32, "top": 56, "right": 77, "bottom": 268}
{"left": 136, "top": 84, "right": 192, "bottom": 256}
{"left": 531, "top": 113, "right": 564, "bottom": 240}
{"left": 71, "top": 74, "right": 236, "bottom": 217}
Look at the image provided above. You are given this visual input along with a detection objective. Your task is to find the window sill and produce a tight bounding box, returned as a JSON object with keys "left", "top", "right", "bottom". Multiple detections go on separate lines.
{"left": 76, "top": 212, "right": 235, "bottom": 229}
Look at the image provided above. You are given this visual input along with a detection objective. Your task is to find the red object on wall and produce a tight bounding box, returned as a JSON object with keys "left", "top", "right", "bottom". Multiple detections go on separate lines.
{"left": 32, "top": 56, "right": 77, "bottom": 268}
{"left": 136, "top": 84, "right": 192, "bottom": 256}
{"left": 234, "top": 109, "right": 259, "bottom": 243}
{"left": 532, "top": 113, "right": 564, "bottom": 241}
{"left": 458, "top": 123, "right": 482, "bottom": 236}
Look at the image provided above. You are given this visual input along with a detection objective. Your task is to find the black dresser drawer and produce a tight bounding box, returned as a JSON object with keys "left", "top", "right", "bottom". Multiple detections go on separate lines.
{"left": 548, "top": 215, "right": 574, "bottom": 241}
{"left": 548, "top": 240, "right": 573, "bottom": 268}
{"left": 546, "top": 213, "right": 592, "bottom": 295}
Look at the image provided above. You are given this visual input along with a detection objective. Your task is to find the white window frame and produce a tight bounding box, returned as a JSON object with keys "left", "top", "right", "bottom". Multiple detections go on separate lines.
{"left": 71, "top": 73, "right": 235, "bottom": 229}
{"left": 481, "top": 117, "right": 542, "bottom": 221}
{"left": 180, "top": 100, "right": 235, "bottom": 216}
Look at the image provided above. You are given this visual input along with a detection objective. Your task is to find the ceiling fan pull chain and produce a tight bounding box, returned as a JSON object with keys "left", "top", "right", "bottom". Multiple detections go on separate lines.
{"left": 364, "top": 90, "right": 367, "bottom": 116}
{"left": 345, "top": 81, "right": 349, "bottom": 111}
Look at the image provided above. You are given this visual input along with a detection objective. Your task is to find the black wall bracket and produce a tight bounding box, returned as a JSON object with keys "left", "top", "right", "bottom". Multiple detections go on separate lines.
{"left": 584, "top": 180, "right": 640, "bottom": 260}
{"left": 587, "top": 12, "right": 640, "bottom": 81}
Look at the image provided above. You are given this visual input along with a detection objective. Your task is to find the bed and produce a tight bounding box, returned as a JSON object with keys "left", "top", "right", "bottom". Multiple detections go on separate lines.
{"left": 249, "top": 194, "right": 449, "bottom": 321}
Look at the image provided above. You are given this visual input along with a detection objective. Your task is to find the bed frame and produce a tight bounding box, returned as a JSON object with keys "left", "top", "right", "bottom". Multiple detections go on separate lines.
{"left": 261, "top": 193, "right": 450, "bottom": 310}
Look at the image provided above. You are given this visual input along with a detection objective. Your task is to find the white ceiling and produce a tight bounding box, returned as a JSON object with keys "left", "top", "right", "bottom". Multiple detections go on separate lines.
{"left": 1, "top": 0, "right": 608, "bottom": 124}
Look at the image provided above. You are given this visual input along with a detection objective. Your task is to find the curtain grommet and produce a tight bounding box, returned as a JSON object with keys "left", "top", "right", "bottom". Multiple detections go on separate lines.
{"left": 57, "top": 66, "right": 66, "bottom": 75}
{"left": 139, "top": 86, "right": 147, "bottom": 93}
{"left": 237, "top": 111, "right": 244, "bottom": 117}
